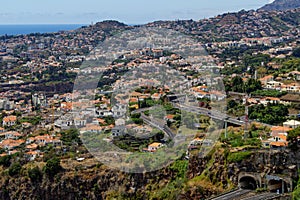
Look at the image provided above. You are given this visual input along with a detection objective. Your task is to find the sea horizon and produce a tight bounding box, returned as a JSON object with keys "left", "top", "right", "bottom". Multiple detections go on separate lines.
{"left": 0, "top": 24, "right": 87, "bottom": 36}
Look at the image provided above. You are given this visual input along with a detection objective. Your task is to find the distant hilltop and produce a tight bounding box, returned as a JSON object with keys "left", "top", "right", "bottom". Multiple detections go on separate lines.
{"left": 259, "top": 0, "right": 300, "bottom": 11}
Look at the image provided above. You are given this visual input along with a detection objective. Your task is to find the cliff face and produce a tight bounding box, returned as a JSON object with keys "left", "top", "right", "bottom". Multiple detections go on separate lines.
{"left": 187, "top": 148, "right": 299, "bottom": 197}
{"left": 0, "top": 149, "right": 298, "bottom": 200}
{"left": 260, "top": 0, "right": 300, "bottom": 11}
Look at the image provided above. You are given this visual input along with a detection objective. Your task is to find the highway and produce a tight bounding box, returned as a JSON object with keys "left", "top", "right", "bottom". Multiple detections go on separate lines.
{"left": 140, "top": 113, "right": 175, "bottom": 139}
{"left": 210, "top": 189, "right": 251, "bottom": 200}
{"left": 131, "top": 100, "right": 272, "bottom": 140}
{"left": 240, "top": 192, "right": 281, "bottom": 200}
{"left": 173, "top": 103, "right": 246, "bottom": 126}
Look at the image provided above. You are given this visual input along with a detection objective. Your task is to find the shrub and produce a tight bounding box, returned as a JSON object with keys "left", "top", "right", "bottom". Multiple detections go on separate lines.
{"left": 131, "top": 113, "right": 141, "bottom": 118}
{"left": 44, "top": 157, "right": 62, "bottom": 176}
{"left": 227, "top": 151, "right": 252, "bottom": 163}
{"left": 0, "top": 155, "right": 11, "bottom": 167}
{"left": 8, "top": 162, "right": 22, "bottom": 176}
{"left": 61, "top": 128, "right": 81, "bottom": 145}
{"left": 28, "top": 166, "right": 43, "bottom": 181}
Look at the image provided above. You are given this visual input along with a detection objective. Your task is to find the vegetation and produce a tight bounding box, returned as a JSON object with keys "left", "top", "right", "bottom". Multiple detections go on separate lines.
{"left": 287, "top": 127, "right": 300, "bottom": 150}
{"left": 251, "top": 89, "right": 287, "bottom": 97}
{"left": 292, "top": 47, "right": 300, "bottom": 58}
{"left": 220, "top": 130, "right": 262, "bottom": 148}
{"left": 151, "top": 160, "right": 188, "bottom": 200}
{"left": 113, "top": 131, "right": 164, "bottom": 152}
{"left": 227, "top": 100, "right": 245, "bottom": 117}
{"left": 8, "top": 162, "right": 22, "bottom": 176}
{"left": 0, "top": 155, "right": 11, "bottom": 167}
{"left": 225, "top": 77, "right": 262, "bottom": 93}
{"left": 243, "top": 53, "right": 271, "bottom": 67}
{"left": 227, "top": 151, "right": 252, "bottom": 163}
{"left": 19, "top": 116, "right": 42, "bottom": 125}
{"left": 60, "top": 128, "right": 81, "bottom": 145}
{"left": 44, "top": 157, "right": 62, "bottom": 177}
{"left": 249, "top": 103, "right": 289, "bottom": 125}
{"left": 28, "top": 166, "right": 43, "bottom": 181}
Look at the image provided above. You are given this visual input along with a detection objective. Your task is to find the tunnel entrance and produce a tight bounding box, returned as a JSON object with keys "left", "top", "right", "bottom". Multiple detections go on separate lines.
{"left": 239, "top": 176, "right": 258, "bottom": 190}
{"left": 268, "top": 179, "right": 288, "bottom": 193}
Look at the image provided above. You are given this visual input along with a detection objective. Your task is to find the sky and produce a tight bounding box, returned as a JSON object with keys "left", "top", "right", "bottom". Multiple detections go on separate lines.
{"left": 0, "top": 0, "right": 272, "bottom": 25}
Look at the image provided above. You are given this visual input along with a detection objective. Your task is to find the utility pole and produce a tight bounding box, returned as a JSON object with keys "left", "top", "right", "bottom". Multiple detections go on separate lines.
{"left": 244, "top": 95, "right": 249, "bottom": 139}
{"left": 224, "top": 120, "right": 228, "bottom": 139}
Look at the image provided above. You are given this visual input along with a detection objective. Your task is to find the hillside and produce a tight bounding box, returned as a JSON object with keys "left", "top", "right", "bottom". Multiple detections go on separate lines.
{"left": 145, "top": 8, "right": 300, "bottom": 43}
{"left": 260, "top": 0, "right": 300, "bottom": 11}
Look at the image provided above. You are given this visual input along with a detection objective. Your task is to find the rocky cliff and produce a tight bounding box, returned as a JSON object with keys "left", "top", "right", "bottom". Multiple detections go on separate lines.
{"left": 0, "top": 147, "right": 298, "bottom": 199}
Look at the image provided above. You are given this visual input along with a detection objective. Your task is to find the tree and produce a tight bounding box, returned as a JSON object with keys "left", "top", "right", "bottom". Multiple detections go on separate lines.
{"left": 61, "top": 128, "right": 81, "bottom": 145}
{"left": 227, "top": 100, "right": 238, "bottom": 109}
{"left": 8, "top": 162, "right": 22, "bottom": 176}
{"left": 245, "top": 78, "right": 262, "bottom": 93}
{"left": 44, "top": 157, "right": 62, "bottom": 177}
{"left": 287, "top": 127, "right": 300, "bottom": 149}
{"left": 28, "top": 166, "right": 43, "bottom": 181}
{"left": 231, "top": 76, "right": 244, "bottom": 92}
{"left": 292, "top": 47, "right": 300, "bottom": 58}
{"left": 249, "top": 103, "right": 288, "bottom": 125}
{"left": 0, "top": 155, "right": 11, "bottom": 167}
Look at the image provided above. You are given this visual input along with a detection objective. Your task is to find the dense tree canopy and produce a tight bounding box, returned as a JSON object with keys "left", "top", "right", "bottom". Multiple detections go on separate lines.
{"left": 287, "top": 127, "right": 300, "bottom": 149}
{"left": 249, "top": 103, "right": 289, "bottom": 125}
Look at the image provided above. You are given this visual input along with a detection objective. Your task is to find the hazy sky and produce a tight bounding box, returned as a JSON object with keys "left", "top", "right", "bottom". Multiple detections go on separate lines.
{"left": 0, "top": 0, "right": 272, "bottom": 25}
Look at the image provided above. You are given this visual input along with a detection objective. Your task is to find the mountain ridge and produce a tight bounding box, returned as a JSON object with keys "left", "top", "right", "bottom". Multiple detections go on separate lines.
{"left": 259, "top": 0, "right": 300, "bottom": 11}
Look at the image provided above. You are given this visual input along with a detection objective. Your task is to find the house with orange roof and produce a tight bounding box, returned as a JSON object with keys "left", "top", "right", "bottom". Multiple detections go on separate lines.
{"left": 22, "top": 122, "right": 32, "bottom": 128}
{"left": 2, "top": 115, "right": 17, "bottom": 126}
{"left": 25, "top": 150, "right": 40, "bottom": 161}
{"left": 164, "top": 114, "right": 175, "bottom": 122}
{"left": 269, "top": 141, "right": 288, "bottom": 149}
{"left": 210, "top": 90, "right": 226, "bottom": 101}
{"left": 80, "top": 124, "right": 103, "bottom": 134}
{"left": 4, "top": 131, "right": 22, "bottom": 140}
{"left": 262, "top": 126, "right": 291, "bottom": 148}
{"left": 259, "top": 75, "right": 274, "bottom": 86}
{"left": 8, "top": 150, "right": 19, "bottom": 155}
{"left": 130, "top": 91, "right": 142, "bottom": 98}
{"left": 26, "top": 137, "right": 35, "bottom": 144}
{"left": 198, "top": 91, "right": 210, "bottom": 99}
{"left": 34, "top": 135, "right": 62, "bottom": 147}
{"left": 129, "top": 98, "right": 139, "bottom": 103}
{"left": 0, "top": 139, "right": 25, "bottom": 150}
{"left": 26, "top": 143, "right": 38, "bottom": 151}
{"left": 151, "top": 93, "right": 161, "bottom": 101}
{"left": 260, "top": 97, "right": 281, "bottom": 105}
{"left": 271, "top": 126, "right": 292, "bottom": 135}
{"left": 93, "top": 118, "right": 106, "bottom": 125}
{"left": 189, "top": 138, "right": 203, "bottom": 147}
{"left": 132, "top": 125, "right": 152, "bottom": 134}
{"left": 148, "top": 142, "right": 164, "bottom": 152}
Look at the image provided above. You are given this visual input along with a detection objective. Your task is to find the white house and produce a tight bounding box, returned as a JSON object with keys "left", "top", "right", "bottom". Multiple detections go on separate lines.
{"left": 283, "top": 120, "right": 300, "bottom": 129}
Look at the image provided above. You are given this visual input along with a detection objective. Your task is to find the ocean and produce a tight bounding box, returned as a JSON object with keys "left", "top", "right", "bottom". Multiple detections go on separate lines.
{"left": 0, "top": 24, "right": 86, "bottom": 36}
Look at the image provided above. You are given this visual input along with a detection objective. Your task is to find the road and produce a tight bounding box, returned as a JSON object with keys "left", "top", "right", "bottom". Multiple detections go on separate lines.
{"left": 240, "top": 192, "right": 281, "bottom": 200}
{"left": 173, "top": 103, "right": 245, "bottom": 126}
{"left": 140, "top": 113, "right": 175, "bottom": 139}
{"left": 132, "top": 101, "right": 272, "bottom": 139}
{"left": 210, "top": 189, "right": 251, "bottom": 200}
